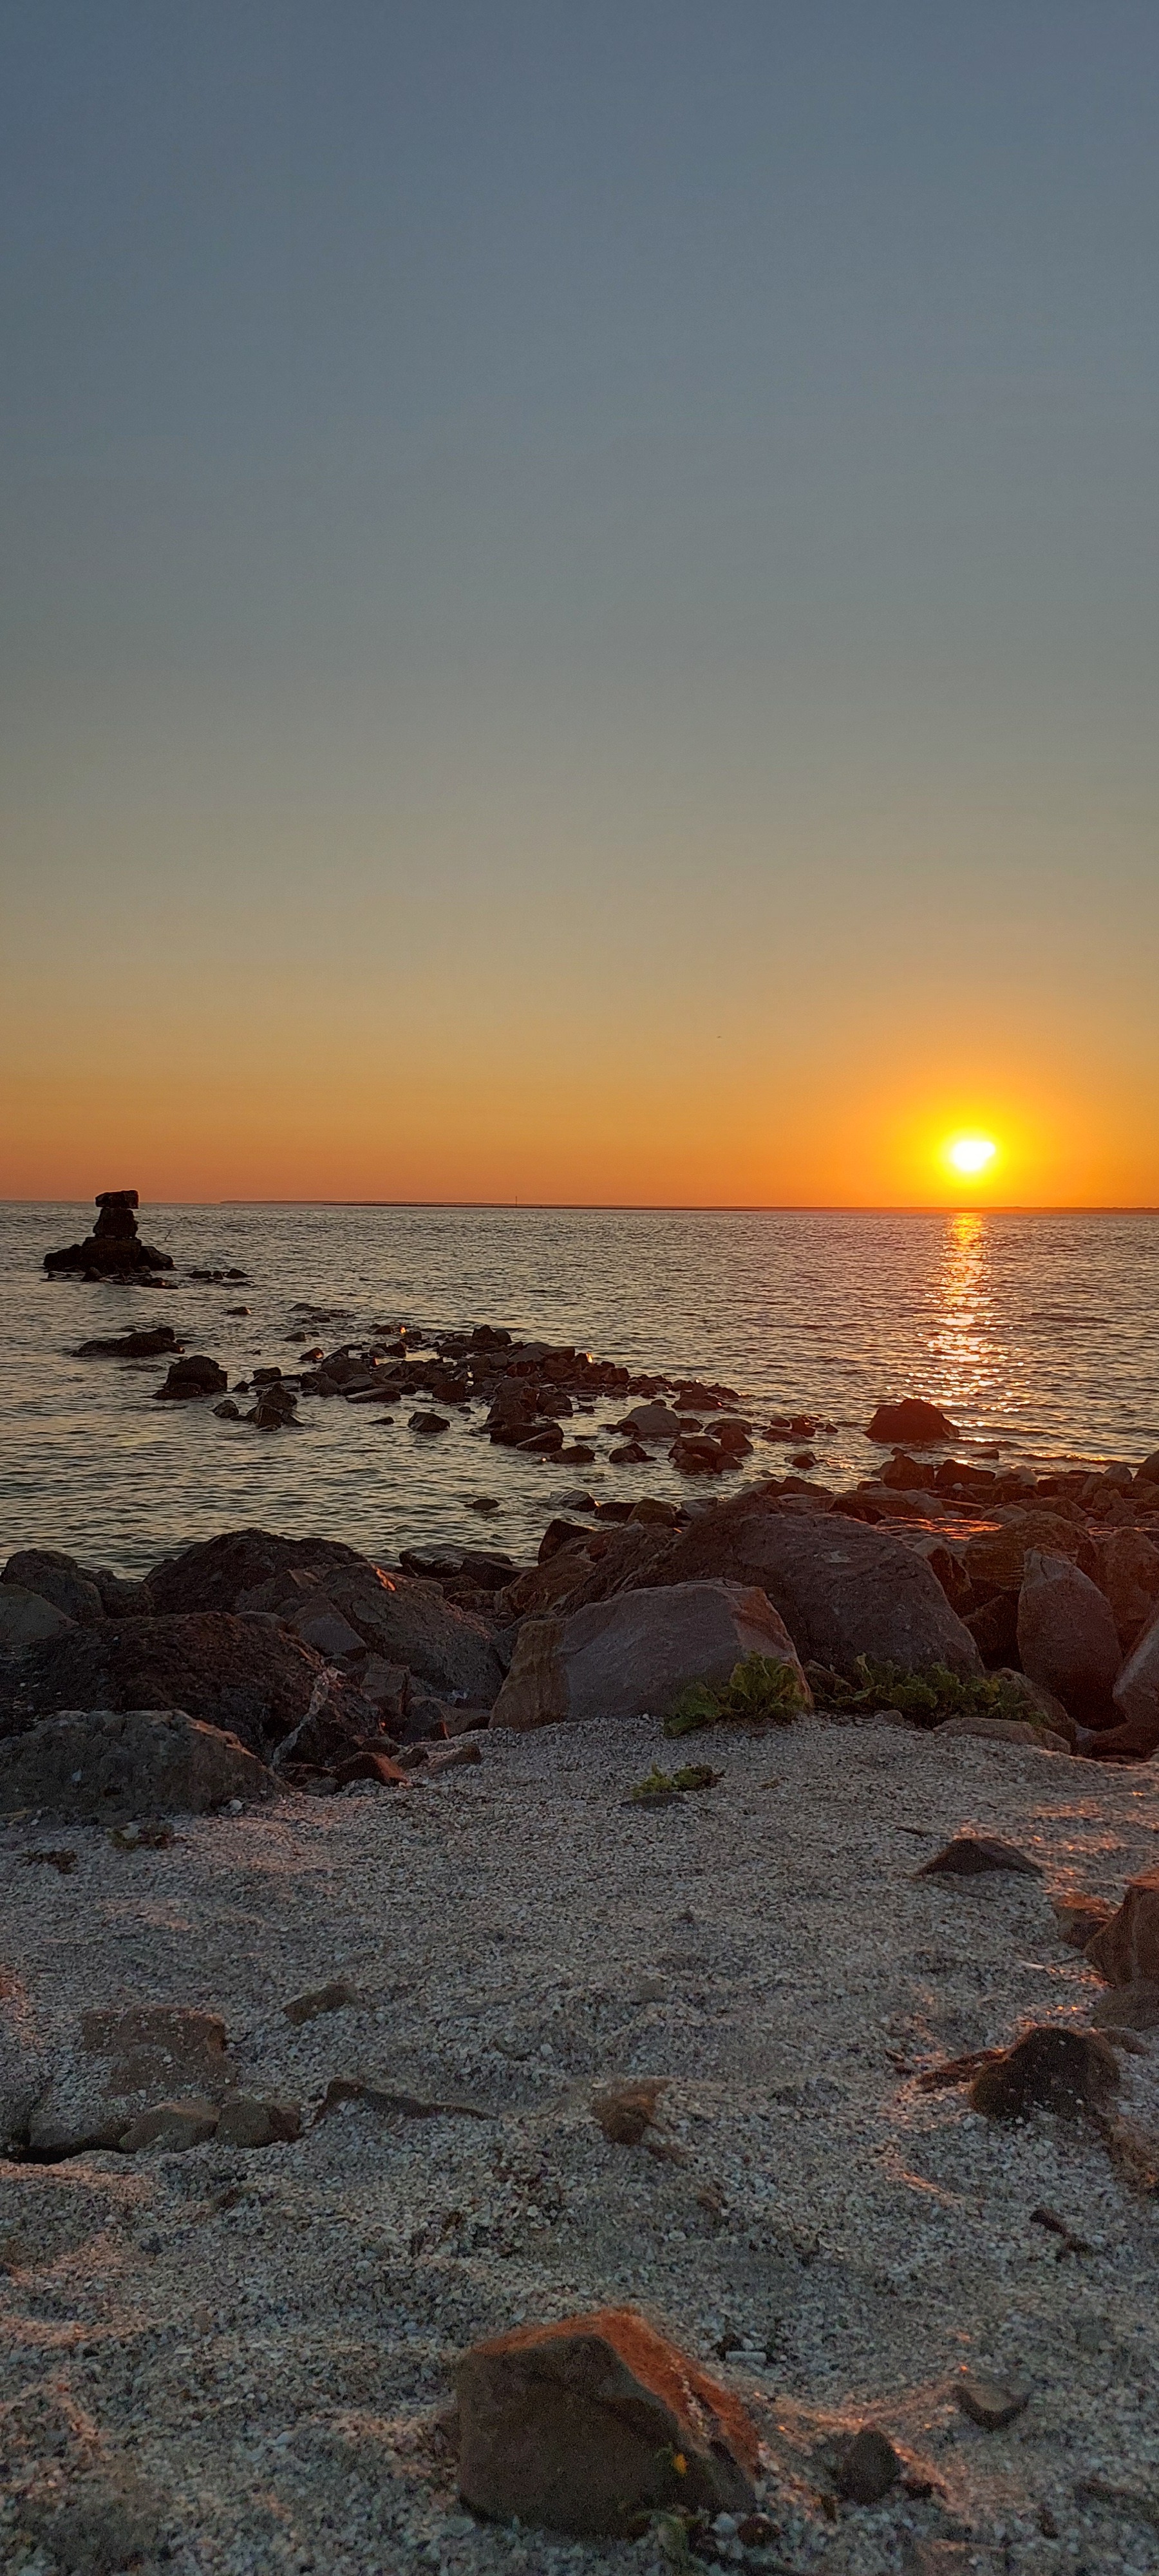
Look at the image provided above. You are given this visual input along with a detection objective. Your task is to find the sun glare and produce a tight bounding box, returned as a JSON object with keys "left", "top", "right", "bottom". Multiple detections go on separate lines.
{"left": 945, "top": 1134, "right": 998, "bottom": 1178}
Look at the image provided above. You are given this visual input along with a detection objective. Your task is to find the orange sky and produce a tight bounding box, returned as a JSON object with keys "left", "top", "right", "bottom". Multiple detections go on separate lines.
{"left": 5, "top": 10, "right": 1158, "bottom": 1210}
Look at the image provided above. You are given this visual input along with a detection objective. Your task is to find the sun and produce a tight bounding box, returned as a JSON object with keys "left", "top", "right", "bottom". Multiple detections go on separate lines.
{"left": 945, "top": 1133, "right": 998, "bottom": 1178}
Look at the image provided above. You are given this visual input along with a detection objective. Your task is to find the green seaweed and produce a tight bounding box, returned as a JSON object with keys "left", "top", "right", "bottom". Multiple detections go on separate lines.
{"left": 811, "top": 1656, "right": 1052, "bottom": 1733}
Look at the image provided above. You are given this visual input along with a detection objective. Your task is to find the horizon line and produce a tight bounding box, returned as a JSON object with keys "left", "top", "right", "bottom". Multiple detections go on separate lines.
{"left": 6, "top": 1198, "right": 1159, "bottom": 1217}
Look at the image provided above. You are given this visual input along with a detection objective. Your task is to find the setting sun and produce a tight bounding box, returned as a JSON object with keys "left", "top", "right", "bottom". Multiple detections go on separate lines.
{"left": 945, "top": 1134, "right": 999, "bottom": 1178}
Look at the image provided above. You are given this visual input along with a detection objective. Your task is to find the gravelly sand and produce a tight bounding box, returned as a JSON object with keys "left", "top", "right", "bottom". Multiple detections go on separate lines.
{"left": 3, "top": 1715, "right": 1159, "bottom": 2576}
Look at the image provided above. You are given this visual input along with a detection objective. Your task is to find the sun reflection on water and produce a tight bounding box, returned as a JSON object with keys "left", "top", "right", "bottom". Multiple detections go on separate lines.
{"left": 928, "top": 1212, "right": 1000, "bottom": 1423}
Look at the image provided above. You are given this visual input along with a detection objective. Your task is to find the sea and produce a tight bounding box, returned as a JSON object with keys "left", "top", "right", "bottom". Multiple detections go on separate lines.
{"left": 1, "top": 1203, "right": 1156, "bottom": 1578}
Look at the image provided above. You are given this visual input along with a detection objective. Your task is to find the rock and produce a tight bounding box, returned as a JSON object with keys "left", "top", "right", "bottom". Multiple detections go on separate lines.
{"left": 0, "top": 1586, "right": 77, "bottom": 1647}
{"left": 44, "top": 1188, "right": 174, "bottom": 1276}
{"left": 1088, "top": 1981, "right": 1159, "bottom": 2031}
{"left": 248, "top": 1384, "right": 297, "bottom": 1428}
{"left": 153, "top": 1355, "right": 228, "bottom": 1401}
{"left": 1136, "top": 1450, "right": 1159, "bottom": 1486}
{"left": 964, "top": 1513, "right": 1094, "bottom": 1594}
{"left": 0, "top": 1709, "right": 274, "bottom": 1820}
{"left": 629, "top": 1498, "right": 681, "bottom": 1528}
{"left": 146, "top": 1530, "right": 504, "bottom": 1707}
{"left": 454, "top": 2306, "right": 759, "bottom": 2535}
{"left": 617, "top": 1404, "right": 684, "bottom": 1441}
{"left": 1016, "top": 1551, "right": 1120, "bottom": 1724}
{"left": 0, "top": 1618, "right": 378, "bottom": 1768}
{"left": 118, "top": 2096, "right": 220, "bottom": 2153}
{"left": 333, "top": 1746, "right": 410, "bottom": 1787}
{"left": 28, "top": 2006, "right": 234, "bottom": 2157}
{"left": 918, "top": 1835, "right": 1041, "bottom": 1878}
{"left": 214, "top": 1397, "right": 241, "bottom": 1420}
{"left": 281, "top": 1595, "right": 365, "bottom": 1659}
{"left": 953, "top": 2375, "right": 1028, "bottom": 2432}
{"left": 1097, "top": 1605, "right": 1159, "bottom": 1756}
{"left": 215, "top": 2093, "right": 301, "bottom": 2147}
{"left": 2, "top": 1549, "right": 104, "bottom": 1625}
{"left": 1086, "top": 1868, "right": 1159, "bottom": 1988}
{"left": 866, "top": 1399, "right": 957, "bottom": 1446}
{"left": 1052, "top": 1894, "right": 1113, "bottom": 1947}
{"left": 410, "top": 1411, "right": 450, "bottom": 1434}
{"left": 491, "top": 1580, "right": 810, "bottom": 1731}
{"left": 935, "top": 1713, "right": 1069, "bottom": 1752}
{"left": 1094, "top": 1528, "right": 1159, "bottom": 1651}
{"left": 836, "top": 2427, "right": 901, "bottom": 2504}
{"left": 964, "top": 1589, "right": 1020, "bottom": 1665}
{"left": 592, "top": 2079, "right": 666, "bottom": 2143}
{"left": 636, "top": 1509, "right": 982, "bottom": 1678}
{"left": 76, "top": 1325, "right": 182, "bottom": 1359}
{"left": 283, "top": 1979, "right": 360, "bottom": 2024}
{"left": 609, "top": 1441, "right": 650, "bottom": 1465}
{"left": 670, "top": 1434, "right": 730, "bottom": 1475}
{"left": 969, "top": 2026, "right": 1120, "bottom": 2120}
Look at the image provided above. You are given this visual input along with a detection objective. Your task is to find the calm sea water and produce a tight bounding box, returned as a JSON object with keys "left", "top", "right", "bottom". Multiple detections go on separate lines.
{"left": 1, "top": 1203, "right": 1156, "bottom": 1577}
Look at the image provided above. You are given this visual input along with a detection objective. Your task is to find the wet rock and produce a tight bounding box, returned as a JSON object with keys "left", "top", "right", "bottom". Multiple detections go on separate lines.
{"left": 953, "top": 2375, "right": 1028, "bottom": 2432}
{"left": 213, "top": 1397, "right": 241, "bottom": 1420}
{"left": 248, "top": 1383, "right": 298, "bottom": 1428}
{"left": 866, "top": 1398, "right": 957, "bottom": 1446}
{"left": 918, "top": 1835, "right": 1041, "bottom": 1878}
{"left": 609, "top": 1441, "right": 651, "bottom": 1464}
{"left": 836, "top": 2427, "right": 901, "bottom": 2504}
{"left": 153, "top": 1354, "right": 228, "bottom": 1401}
{"left": 76, "top": 1325, "right": 182, "bottom": 1359}
{"left": 617, "top": 1403, "right": 684, "bottom": 1441}
{"left": 969, "top": 2025, "right": 1120, "bottom": 2121}
{"left": 0, "top": 1618, "right": 378, "bottom": 1767}
{"left": 1016, "top": 1551, "right": 1120, "bottom": 1725}
{"left": 491, "top": 1580, "right": 810, "bottom": 1731}
{"left": 410, "top": 1410, "right": 450, "bottom": 1434}
{"left": 0, "top": 1709, "right": 274, "bottom": 1821}
{"left": 455, "top": 2306, "right": 759, "bottom": 2535}
{"left": 670, "top": 1434, "right": 730, "bottom": 1474}
{"left": 1086, "top": 1868, "right": 1159, "bottom": 1989}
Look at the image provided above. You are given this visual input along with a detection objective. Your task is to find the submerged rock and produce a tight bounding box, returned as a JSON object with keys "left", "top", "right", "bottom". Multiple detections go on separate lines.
{"left": 866, "top": 1397, "right": 957, "bottom": 1446}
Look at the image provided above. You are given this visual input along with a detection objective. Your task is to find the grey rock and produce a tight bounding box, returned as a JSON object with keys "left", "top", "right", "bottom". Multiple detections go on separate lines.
{"left": 0, "top": 1707, "right": 274, "bottom": 1821}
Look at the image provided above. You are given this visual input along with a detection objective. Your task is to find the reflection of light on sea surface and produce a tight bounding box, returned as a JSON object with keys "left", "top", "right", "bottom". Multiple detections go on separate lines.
{"left": 929, "top": 1213, "right": 998, "bottom": 1418}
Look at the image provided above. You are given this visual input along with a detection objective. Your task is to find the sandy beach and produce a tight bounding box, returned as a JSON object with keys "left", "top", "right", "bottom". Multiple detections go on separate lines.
{"left": 4, "top": 1710, "right": 1159, "bottom": 2575}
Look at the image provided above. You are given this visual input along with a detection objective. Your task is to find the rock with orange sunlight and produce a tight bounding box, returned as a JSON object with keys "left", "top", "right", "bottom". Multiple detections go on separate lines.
{"left": 1087, "top": 1866, "right": 1159, "bottom": 1991}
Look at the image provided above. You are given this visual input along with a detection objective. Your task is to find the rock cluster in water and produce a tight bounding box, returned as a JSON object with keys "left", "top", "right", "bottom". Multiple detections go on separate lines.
{"left": 44, "top": 1189, "right": 173, "bottom": 1276}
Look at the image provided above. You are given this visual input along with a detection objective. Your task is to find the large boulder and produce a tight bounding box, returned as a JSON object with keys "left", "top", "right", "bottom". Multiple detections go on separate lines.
{"left": 455, "top": 2307, "right": 759, "bottom": 2535}
{"left": 963, "top": 1512, "right": 1096, "bottom": 1595}
{"left": 153, "top": 1355, "right": 228, "bottom": 1400}
{"left": 1015, "top": 1551, "right": 1120, "bottom": 1725}
{"left": 1, "top": 1548, "right": 150, "bottom": 1625}
{"left": 1091, "top": 1607, "right": 1159, "bottom": 1757}
{"left": 0, "top": 1616, "right": 379, "bottom": 1765}
{"left": 147, "top": 1528, "right": 504, "bottom": 1705}
{"left": 44, "top": 1188, "right": 174, "bottom": 1274}
{"left": 1086, "top": 1869, "right": 1159, "bottom": 1988}
{"left": 1093, "top": 1528, "right": 1159, "bottom": 1652}
{"left": 866, "top": 1397, "right": 957, "bottom": 1446}
{"left": 0, "top": 1709, "right": 274, "bottom": 1821}
{"left": 630, "top": 1508, "right": 981, "bottom": 1678}
{"left": 492, "top": 1580, "right": 809, "bottom": 1731}
{"left": 0, "top": 1586, "right": 76, "bottom": 1648}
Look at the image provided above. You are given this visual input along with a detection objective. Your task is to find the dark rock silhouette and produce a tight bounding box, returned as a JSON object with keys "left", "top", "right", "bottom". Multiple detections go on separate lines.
{"left": 44, "top": 1189, "right": 174, "bottom": 1276}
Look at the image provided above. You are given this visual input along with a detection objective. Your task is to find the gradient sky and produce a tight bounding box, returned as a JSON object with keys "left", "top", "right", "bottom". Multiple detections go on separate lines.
{"left": 3, "top": 1, "right": 1156, "bottom": 1206}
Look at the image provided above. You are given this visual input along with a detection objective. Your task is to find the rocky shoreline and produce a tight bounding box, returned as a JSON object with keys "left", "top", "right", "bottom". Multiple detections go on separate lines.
{"left": 5, "top": 1222, "right": 1159, "bottom": 2571}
